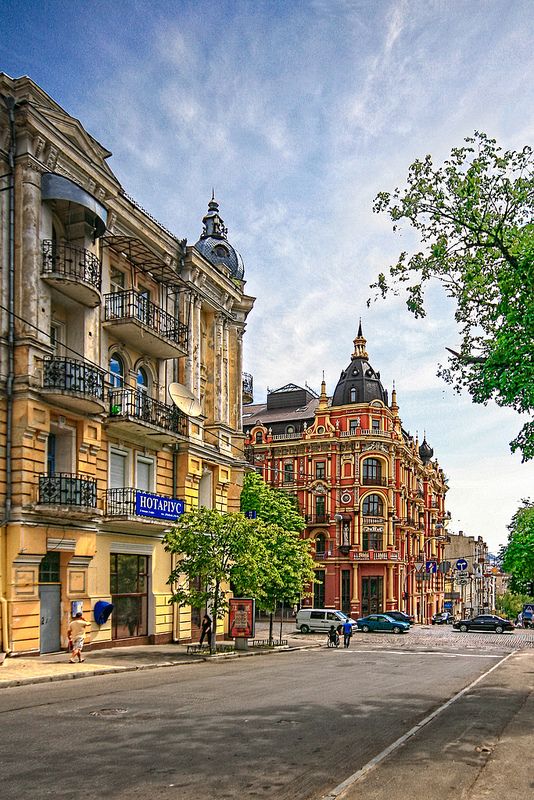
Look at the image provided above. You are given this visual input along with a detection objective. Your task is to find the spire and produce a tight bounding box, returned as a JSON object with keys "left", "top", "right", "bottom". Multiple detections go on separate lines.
{"left": 318, "top": 372, "right": 328, "bottom": 409}
{"left": 391, "top": 380, "right": 399, "bottom": 415}
{"left": 352, "top": 320, "right": 369, "bottom": 359}
{"left": 200, "top": 195, "right": 228, "bottom": 240}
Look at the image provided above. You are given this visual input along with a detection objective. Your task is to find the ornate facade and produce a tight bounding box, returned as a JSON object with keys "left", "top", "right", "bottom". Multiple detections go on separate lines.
{"left": 244, "top": 326, "right": 449, "bottom": 623}
{"left": 0, "top": 74, "right": 254, "bottom": 655}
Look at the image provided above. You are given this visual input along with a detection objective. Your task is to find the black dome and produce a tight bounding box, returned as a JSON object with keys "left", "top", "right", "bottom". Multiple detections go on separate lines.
{"left": 194, "top": 197, "right": 244, "bottom": 280}
{"left": 331, "top": 324, "right": 388, "bottom": 407}
{"left": 419, "top": 437, "right": 434, "bottom": 464}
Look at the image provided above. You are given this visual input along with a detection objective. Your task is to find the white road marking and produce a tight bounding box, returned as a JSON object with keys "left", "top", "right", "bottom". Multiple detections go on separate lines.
{"left": 324, "top": 648, "right": 503, "bottom": 659}
{"left": 321, "top": 650, "right": 516, "bottom": 799}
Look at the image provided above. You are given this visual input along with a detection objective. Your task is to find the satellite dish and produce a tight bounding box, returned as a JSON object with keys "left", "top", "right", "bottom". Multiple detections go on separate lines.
{"left": 168, "top": 383, "right": 202, "bottom": 417}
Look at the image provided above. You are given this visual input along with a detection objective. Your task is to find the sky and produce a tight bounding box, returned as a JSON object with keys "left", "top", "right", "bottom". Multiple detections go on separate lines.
{"left": 1, "top": 0, "right": 533, "bottom": 551}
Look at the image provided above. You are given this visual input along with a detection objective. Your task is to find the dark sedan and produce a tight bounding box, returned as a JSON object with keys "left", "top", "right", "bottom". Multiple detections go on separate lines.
{"left": 453, "top": 614, "right": 514, "bottom": 634}
{"left": 381, "top": 610, "right": 414, "bottom": 625}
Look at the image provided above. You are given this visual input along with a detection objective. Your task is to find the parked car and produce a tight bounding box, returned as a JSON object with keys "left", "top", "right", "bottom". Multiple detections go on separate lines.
{"left": 356, "top": 614, "right": 410, "bottom": 634}
{"left": 381, "top": 610, "right": 414, "bottom": 625}
{"left": 432, "top": 611, "right": 453, "bottom": 625}
{"left": 453, "top": 614, "right": 514, "bottom": 634}
{"left": 296, "top": 608, "right": 357, "bottom": 634}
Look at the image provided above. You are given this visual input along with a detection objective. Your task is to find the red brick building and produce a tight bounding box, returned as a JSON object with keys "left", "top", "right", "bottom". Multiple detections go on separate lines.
{"left": 244, "top": 326, "right": 449, "bottom": 623}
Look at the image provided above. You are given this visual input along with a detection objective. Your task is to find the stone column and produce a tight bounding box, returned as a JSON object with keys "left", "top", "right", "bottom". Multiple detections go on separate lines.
{"left": 194, "top": 295, "right": 202, "bottom": 398}
{"left": 387, "top": 564, "right": 394, "bottom": 605}
{"left": 214, "top": 313, "right": 224, "bottom": 421}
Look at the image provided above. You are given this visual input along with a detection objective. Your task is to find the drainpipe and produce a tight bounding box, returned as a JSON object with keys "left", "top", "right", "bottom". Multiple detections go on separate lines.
{"left": 0, "top": 95, "right": 17, "bottom": 654}
{"left": 171, "top": 443, "right": 179, "bottom": 642}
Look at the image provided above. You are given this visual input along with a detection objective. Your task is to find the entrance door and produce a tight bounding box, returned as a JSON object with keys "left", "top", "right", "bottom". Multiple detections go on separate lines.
{"left": 361, "top": 576, "right": 383, "bottom": 616}
{"left": 314, "top": 570, "right": 325, "bottom": 608}
{"left": 39, "top": 584, "right": 61, "bottom": 653}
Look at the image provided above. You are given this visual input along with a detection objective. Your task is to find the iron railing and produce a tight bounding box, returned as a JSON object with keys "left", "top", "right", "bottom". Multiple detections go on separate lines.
{"left": 38, "top": 473, "right": 97, "bottom": 507}
{"left": 43, "top": 357, "right": 105, "bottom": 400}
{"left": 305, "top": 514, "right": 330, "bottom": 525}
{"left": 104, "top": 290, "right": 188, "bottom": 350}
{"left": 105, "top": 487, "right": 180, "bottom": 517}
{"left": 361, "top": 476, "right": 387, "bottom": 486}
{"left": 42, "top": 240, "right": 101, "bottom": 290}
{"left": 109, "top": 388, "right": 187, "bottom": 436}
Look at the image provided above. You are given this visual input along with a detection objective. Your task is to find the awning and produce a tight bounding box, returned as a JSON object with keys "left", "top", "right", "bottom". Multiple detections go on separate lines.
{"left": 41, "top": 173, "right": 107, "bottom": 238}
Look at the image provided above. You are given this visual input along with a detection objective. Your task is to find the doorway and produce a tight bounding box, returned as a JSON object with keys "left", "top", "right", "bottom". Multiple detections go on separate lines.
{"left": 361, "top": 576, "right": 383, "bottom": 615}
{"left": 39, "top": 551, "right": 61, "bottom": 653}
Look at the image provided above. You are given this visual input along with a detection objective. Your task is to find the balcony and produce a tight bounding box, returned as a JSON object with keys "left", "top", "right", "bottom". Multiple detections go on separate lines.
{"left": 41, "top": 240, "right": 102, "bottom": 307}
{"left": 103, "top": 291, "right": 188, "bottom": 358}
{"left": 305, "top": 514, "right": 330, "bottom": 525}
{"left": 242, "top": 372, "right": 253, "bottom": 404}
{"left": 41, "top": 357, "right": 106, "bottom": 414}
{"left": 106, "top": 387, "right": 187, "bottom": 444}
{"left": 361, "top": 476, "right": 387, "bottom": 486}
{"left": 105, "top": 487, "right": 184, "bottom": 531}
{"left": 36, "top": 473, "right": 100, "bottom": 520}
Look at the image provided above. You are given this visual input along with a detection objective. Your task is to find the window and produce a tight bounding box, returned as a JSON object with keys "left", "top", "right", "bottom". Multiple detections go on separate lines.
{"left": 363, "top": 458, "right": 382, "bottom": 485}
{"left": 39, "top": 551, "right": 60, "bottom": 583}
{"left": 350, "top": 387, "right": 358, "bottom": 403}
{"left": 310, "top": 611, "right": 326, "bottom": 620}
{"left": 110, "top": 553, "right": 149, "bottom": 639}
{"left": 363, "top": 529, "right": 383, "bottom": 550}
{"left": 341, "top": 570, "right": 351, "bottom": 615}
{"left": 349, "top": 419, "right": 359, "bottom": 434}
{"left": 283, "top": 463, "right": 294, "bottom": 483}
{"left": 47, "top": 427, "right": 74, "bottom": 474}
{"left": 109, "top": 354, "right": 124, "bottom": 389}
{"left": 136, "top": 456, "right": 154, "bottom": 492}
{"left": 315, "top": 533, "right": 326, "bottom": 555}
{"left": 138, "top": 288, "right": 152, "bottom": 325}
{"left": 313, "top": 573, "right": 325, "bottom": 608}
{"left": 255, "top": 431, "right": 263, "bottom": 443}
{"left": 362, "top": 494, "right": 384, "bottom": 516}
{"left": 47, "top": 433, "right": 56, "bottom": 475}
{"left": 110, "top": 268, "right": 125, "bottom": 293}
{"left": 315, "top": 462, "right": 325, "bottom": 480}
{"left": 372, "top": 418, "right": 380, "bottom": 432}
{"left": 315, "top": 495, "right": 326, "bottom": 521}
{"left": 136, "top": 367, "right": 150, "bottom": 418}
{"left": 110, "top": 450, "right": 128, "bottom": 489}
{"left": 137, "top": 366, "right": 149, "bottom": 392}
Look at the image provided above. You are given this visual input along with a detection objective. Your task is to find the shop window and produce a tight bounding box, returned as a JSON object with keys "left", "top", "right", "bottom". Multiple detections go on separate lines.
{"left": 110, "top": 553, "right": 149, "bottom": 639}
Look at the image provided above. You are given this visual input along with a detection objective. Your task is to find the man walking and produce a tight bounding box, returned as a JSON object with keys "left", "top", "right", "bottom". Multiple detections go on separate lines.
{"left": 342, "top": 618, "right": 353, "bottom": 648}
{"left": 68, "top": 611, "right": 91, "bottom": 663}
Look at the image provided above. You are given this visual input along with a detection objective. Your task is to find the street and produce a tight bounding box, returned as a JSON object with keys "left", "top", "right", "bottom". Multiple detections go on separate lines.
{"left": 1, "top": 628, "right": 531, "bottom": 800}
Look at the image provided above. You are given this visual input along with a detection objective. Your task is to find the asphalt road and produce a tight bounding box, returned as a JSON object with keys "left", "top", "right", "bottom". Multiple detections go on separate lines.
{"left": 0, "top": 645, "right": 508, "bottom": 800}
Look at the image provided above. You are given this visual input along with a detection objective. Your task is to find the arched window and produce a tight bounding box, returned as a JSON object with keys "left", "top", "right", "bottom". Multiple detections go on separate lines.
{"left": 363, "top": 458, "right": 382, "bottom": 485}
{"left": 255, "top": 431, "right": 263, "bottom": 444}
{"left": 350, "top": 387, "right": 358, "bottom": 402}
{"left": 137, "top": 366, "right": 149, "bottom": 392}
{"left": 315, "top": 533, "right": 326, "bottom": 555}
{"left": 110, "top": 354, "right": 124, "bottom": 388}
{"left": 362, "top": 493, "right": 383, "bottom": 517}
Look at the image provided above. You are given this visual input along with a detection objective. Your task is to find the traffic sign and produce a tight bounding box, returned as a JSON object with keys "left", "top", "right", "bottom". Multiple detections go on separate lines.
{"left": 456, "top": 575, "right": 469, "bottom": 586}
{"left": 426, "top": 560, "right": 437, "bottom": 574}
{"left": 456, "top": 558, "right": 468, "bottom": 571}
{"left": 414, "top": 561, "right": 425, "bottom": 573}
{"left": 438, "top": 560, "right": 451, "bottom": 574}
{"left": 245, "top": 510, "right": 257, "bottom": 519}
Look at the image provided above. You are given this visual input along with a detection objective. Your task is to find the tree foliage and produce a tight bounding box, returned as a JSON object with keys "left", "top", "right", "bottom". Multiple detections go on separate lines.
{"left": 495, "top": 590, "right": 534, "bottom": 621}
{"left": 501, "top": 499, "right": 534, "bottom": 594}
{"left": 240, "top": 471, "right": 306, "bottom": 532}
{"left": 371, "top": 132, "right": 534, "bottom": 460}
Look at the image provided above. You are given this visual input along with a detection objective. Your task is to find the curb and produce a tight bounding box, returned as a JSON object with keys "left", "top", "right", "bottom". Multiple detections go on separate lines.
{"left": 0, "top": 642, "right": 320, "bottom": 689}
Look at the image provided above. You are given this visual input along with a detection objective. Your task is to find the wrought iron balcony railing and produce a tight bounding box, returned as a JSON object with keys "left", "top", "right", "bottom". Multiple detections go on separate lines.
{"left": 105, "top": 487, "right": 181, "bottom": 519}
{"left": 38, "top": 473, "right": 97, "bottom": 508}
{"left": 305, "top": 514, "right": 329, "bottom": 525}
{"left": 42, "top": 240, "right": 102, "bottom": 290}
{"left": 43, "top": 357, "right": 105, "bottom": 400}
{"left": 361, "top": 476, "right": 387, "bottom": 486}
{"left": 104, "top": 291, "right": 188, "bottom": 350}
{"left": 109, "top": 388, "right": 187, "bottom": 436}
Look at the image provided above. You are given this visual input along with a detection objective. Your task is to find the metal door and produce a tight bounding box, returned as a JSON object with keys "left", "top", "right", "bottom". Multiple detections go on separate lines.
{"left": 39, "top": 584, "right": 61, "bottom": 653}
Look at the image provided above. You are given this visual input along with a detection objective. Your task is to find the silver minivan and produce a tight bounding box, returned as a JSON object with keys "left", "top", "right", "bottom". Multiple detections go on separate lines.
{"left": 296, "top": 608, "right": 357, "bottom": 634}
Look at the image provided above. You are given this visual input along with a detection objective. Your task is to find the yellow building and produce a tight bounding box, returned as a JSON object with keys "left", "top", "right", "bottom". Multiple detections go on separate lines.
{"left": 0, "top": 74, "right": 254, "bottom": 655}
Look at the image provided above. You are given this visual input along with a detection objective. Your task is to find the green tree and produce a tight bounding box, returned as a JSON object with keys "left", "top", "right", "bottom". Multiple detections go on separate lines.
{"left": 240, "top": 472, "right": 315, "bottom": 643}
{"left": 371, "top": 132, "right": 534, "bottom": 460}
{"left": 164, "top": 507, "right": 256, "bottom": 653}
{"left": 495, "top": 591, "right": 534, "bottom": 621}
{"left": 501, "top": 499, "right": 534, "bottom": 594}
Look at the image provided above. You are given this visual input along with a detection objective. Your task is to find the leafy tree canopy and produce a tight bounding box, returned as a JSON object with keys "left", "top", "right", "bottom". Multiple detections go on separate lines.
{"left": 371, "top": 132, "right": 534, "bottom": 460}
{"left": 501, "top": 499, "right": 534, "bottom": 594}
{"left": 495, "top": 590, "right": 534, "bottom": 621}
{"left": 240, "top": 471, "right": 305, "bottom": 532}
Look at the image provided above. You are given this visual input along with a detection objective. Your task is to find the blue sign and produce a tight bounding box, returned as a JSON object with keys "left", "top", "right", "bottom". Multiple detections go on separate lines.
{"left": 426, "top": 560, "right": 437, "bottom": 573}
{"left": 444, "top": 601, "right": 453, "bottom": 609}
{"left": 135, "top": 491, "right": 184, "bottom": 521}
{"left": 245, "top": 510, "right": 257, "bottom": 519}
{"left": 456, "top": 558, "right": 468, "bottom": 571}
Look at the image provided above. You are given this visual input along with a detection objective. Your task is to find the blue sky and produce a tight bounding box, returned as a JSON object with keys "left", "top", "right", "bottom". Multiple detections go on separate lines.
{"left": 2, "top": 0, "right": 533, "bottom": 550}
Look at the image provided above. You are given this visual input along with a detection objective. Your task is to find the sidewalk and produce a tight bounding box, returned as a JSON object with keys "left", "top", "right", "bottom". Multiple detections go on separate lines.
{"left": 0, "top": 626, "right": 310, "bottom": 688}
{"left": 327, "top": 649, "right": 534, "bottom": 800}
